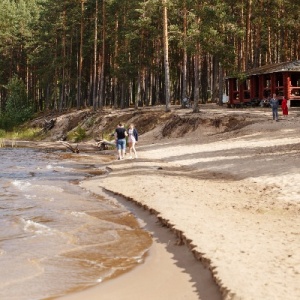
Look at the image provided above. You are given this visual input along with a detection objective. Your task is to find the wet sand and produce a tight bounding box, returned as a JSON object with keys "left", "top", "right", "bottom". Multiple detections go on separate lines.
{"left": 60, "top": 187, "right": 221, "bottom": 300}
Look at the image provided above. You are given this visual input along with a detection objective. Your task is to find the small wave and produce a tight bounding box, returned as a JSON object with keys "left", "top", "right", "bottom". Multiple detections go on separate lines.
{"left": 52, "top": 165, "right": 68, "bottom": 170}
{"left": 133, "top": 256, "right": 144, "bottom": 264}
{"left": 12, "top": 180, "right": 64, "bottom": 195}
{"left": 25, "top": 194, "right": 37, "bottom": 200}
{"left": 23, "top": 219, "right": 55, "bottom": 236}
{"left": 71, "top": 212, "right": 88, "bottom": 218}
{"left": 12, "top": 180, "right": 31, "bottom": 191}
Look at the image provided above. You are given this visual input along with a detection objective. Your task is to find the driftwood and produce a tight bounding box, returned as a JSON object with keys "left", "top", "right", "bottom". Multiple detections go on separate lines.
{"left": 95, "top": 139, "right": 116, "bottom": 151}
{"left": 61, "top": 142, "right": 80, "bottom": 153}
{"left": 0, "top": 139, "right": 115, "bottom": 154}
{"left": 0, "top": 139, "right": 66, "bottom": 150}
{"left": 43, "top": 118, "right": 56, "bottom": 132}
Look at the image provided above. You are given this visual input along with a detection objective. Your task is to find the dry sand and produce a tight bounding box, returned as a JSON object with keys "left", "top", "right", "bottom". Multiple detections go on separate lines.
{"left": 61, "top": 106, "right": 300, "bottom": 300}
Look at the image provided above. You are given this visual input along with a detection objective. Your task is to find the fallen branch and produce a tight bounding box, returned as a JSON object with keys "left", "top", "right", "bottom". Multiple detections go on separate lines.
{"left": 95, "top": 139, "right": 116, "bottom": 151}
{"left": 43, "top": 118, "right": 56, "bottom": 132}
{"left": 61, "top": 142, "right": 80, "bottom": 153}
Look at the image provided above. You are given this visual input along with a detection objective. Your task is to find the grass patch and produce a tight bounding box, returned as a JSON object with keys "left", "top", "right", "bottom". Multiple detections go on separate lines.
{"left": 101, "top": 131, "right": 115, "bottom": 141}
{"left": 67, "top": 126, "right": 87, "bottom": 142}
{"left": 0, "top": 128, "right": 41, "bottom": 140}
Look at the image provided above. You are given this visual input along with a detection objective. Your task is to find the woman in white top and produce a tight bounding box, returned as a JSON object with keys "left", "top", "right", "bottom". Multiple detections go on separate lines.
{"left": 128, "top": 123, "right": 138, "bottom": 159}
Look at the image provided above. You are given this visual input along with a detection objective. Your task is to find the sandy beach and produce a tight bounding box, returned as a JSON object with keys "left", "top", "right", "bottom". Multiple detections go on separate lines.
{"left": 60, "top": 106, "right": 300, "bottom": 300}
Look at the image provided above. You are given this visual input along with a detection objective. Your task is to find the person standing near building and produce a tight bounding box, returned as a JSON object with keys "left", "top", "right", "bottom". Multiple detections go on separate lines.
{"left": 281, "top": 97, "right": 288, "bottom": 117}
{"left": 270, "top": 93, "right": 279, "bottom": 122}
{"left": 115, "top": 123, "right": 128, "bottom": 160}
{"left": 128, "top": 123, "right": 138, "bottom": 159}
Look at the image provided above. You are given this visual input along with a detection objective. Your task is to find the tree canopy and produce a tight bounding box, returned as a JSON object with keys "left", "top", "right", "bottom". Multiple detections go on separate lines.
{"left": 0, "top": 0, "right": 299, "bottom": 127}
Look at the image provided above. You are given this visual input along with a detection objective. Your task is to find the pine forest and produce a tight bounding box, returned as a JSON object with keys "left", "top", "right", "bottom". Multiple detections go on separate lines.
{"left": 0, "top": 0, "right": 299, "bottom": 129}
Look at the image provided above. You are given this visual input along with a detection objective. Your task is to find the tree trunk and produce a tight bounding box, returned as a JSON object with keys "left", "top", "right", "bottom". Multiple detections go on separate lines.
{"left": 211, "top": 56, "right": 219, "bottom": 103}
{"left": 59, "top": 8, "right": 66, "bottom": 112}
{"left": 182, "top": 0, "right": 187, "bottom": 106}
{"left": 120, "top": 82, "right": 125, "bottom": 109}
{"left": 218, "top": 64, "right": 224, "bottom": 106}
{"left": 77, "top": 0, "right": 85, "bottom": 110}
{"left": 135, "top": 72, "right": 141, "bottom": 109}
{"left": 200, "top": 54, "right": 209, "bottom": 103}
{"left": 98, "top": 0, "right": 106, "bottom": 110}
{"left": 92, "top": 0, "right": 98, "bottom": 110}
{"left": 193, "top": 45, "right": 200, "bottom": 113}
{"left": 163, "top": 0, "right": 171, "bottom": 112}
{"left": 113, "top": 16, "right": 119, "bottom": 109}
{"left": 245, "top": 0, "right": 252, "bottom": 69}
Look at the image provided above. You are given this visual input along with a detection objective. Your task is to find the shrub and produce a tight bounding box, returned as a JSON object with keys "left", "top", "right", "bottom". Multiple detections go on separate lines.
{"left": 0, "top": 129, "right": 6, "bottom": 138}
{"left": 1, "top": 76, "right": 34, "bottom": 130}
{"left": 67, "top": 126, "right": 86, "bottom": 142}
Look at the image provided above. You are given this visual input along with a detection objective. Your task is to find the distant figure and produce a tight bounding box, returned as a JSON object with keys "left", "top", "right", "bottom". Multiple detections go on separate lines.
{"left": 269, "top": 93, "right": 279, "bottom": 122}
{"left": 115, "top": 123, "right": 128, "bottom": 160}
{"left": 128, "top": 123, "right": 138, "bottom": 159}
{"left": 182, "top": 97, "right": 190, "bottom": 108}
{"left": 281, "top": 97, "right": 288, "bottom": 117}
{"left": 260, "top": 98, "right": 270, "bottom": 107}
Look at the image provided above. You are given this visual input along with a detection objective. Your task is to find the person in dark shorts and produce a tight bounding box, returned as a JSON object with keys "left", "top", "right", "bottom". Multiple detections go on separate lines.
{"left": 114, "top": 123, "right": 128, "bottom": 160}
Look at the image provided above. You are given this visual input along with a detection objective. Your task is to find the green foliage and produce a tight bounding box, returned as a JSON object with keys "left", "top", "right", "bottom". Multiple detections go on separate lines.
{"left": 1, "top": 76, "right": 34, "bottom": 130}
{"left": 0, "top": 127, "right": 40, "bottom": 140}
{"left": 11, "top": 128, "right": 41, "bottom": 140}
{"left": 0, "top": 114, "right": 9, "bottom": 131}
{"left": 1, "top": 0, "right": 300, "bottom": 112}
{"left": 67, "top": 126, "right": 86, "bottom": 143}
{"left": 0, "top": 129, "right": 6, "bottom": 138}
{"left": 101, "top": 131, "right": 115, "bottom": 141}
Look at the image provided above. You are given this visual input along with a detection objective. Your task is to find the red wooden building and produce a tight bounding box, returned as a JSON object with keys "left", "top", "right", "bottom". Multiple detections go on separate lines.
{"left": 227, "top": 60, "right": 300, "bottom": 107}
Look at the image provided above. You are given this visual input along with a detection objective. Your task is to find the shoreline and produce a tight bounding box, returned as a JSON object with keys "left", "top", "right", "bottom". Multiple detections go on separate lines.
{"left": 59, "top": 185, "right": 222, "bottom": 300}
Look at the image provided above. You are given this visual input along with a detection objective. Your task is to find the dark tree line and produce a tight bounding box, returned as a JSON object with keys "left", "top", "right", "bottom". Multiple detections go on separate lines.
{"left": 0, "top": 0, "right": 299, "bottom": 128}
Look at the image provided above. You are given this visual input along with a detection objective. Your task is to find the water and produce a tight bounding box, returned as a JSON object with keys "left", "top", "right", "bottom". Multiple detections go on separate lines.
{"left": 0, "top": 148, "right": 152, "bottom": 300}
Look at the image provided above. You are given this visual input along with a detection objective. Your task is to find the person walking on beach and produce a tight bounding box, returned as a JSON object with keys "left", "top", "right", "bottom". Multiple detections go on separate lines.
{"left": 281, "top": 97, "right": 288, "bottom": 117}
{"left": 128, "top": 123, "right": 138, "bottom": 159}
{"left": 270, "top": 93, "right": 279, "bottom": 121}
{"left": 115, "top": 123, "right": 128, "bottom": 160}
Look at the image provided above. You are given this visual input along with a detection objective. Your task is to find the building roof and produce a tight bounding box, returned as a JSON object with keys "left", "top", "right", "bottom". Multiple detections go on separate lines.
{"left": 227, "top": 60, "right": 300, "bottom": 79}
{"left": 245, "top": 60, "right": 300, "bottom": 76}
